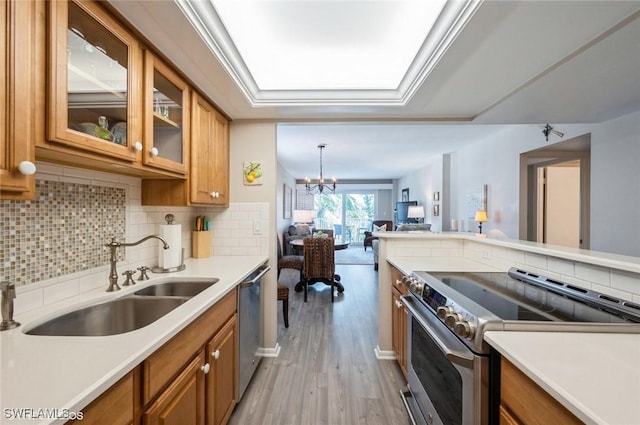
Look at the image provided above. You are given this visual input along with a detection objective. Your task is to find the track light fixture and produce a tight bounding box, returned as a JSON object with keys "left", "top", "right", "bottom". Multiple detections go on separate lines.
{"left": 542, "top": 124, "right": 564, "bottom": 142}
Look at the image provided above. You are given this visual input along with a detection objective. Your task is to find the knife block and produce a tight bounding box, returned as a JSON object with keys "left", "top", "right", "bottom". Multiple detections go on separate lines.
{"left": 192, "top": 231, "right": 211, "bottom": 258}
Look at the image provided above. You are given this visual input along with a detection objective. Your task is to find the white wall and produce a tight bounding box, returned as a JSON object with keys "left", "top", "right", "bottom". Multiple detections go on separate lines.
{"left": 376, "top": 189, "right": 393, "bottom": 220}
{"left": 449, "top": 124, "right": 591, "bottom": 237}
{"left": 229, "top": 121, "right": 280, "bottom": 352}
{"left": 590, "top": 110, "right": 640, "bottom": 256}
{"left": 276, "top": 161, "right": 297, "bottom": 246}
{"left": 400, "top": 110, "right": 640, "bottom": 257}
{"left": 396, "top": 155, "right": 443, "bottom": 231}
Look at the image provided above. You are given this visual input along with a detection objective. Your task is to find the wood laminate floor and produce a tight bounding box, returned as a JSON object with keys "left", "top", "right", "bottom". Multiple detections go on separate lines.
{"left": 229, "top": 264, "right": 409, "bottom": 425}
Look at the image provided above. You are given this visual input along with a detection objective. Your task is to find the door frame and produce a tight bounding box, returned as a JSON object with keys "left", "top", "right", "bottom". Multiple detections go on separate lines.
{"left": 519, "top": 138, "right": 591, "bottom": 249}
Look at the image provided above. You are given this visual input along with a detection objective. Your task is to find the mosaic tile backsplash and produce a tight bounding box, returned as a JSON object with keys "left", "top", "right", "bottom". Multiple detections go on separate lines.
{"left": 1, "top": 180, "right": 125, "bottom": 286}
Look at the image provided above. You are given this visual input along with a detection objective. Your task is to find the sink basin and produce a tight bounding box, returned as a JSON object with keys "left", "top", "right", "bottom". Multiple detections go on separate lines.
{"left": 25, "top": 296, "right": 187, "bottom": 336}
{"left": 134, "top": 280, "right": 218, "bottom": 297}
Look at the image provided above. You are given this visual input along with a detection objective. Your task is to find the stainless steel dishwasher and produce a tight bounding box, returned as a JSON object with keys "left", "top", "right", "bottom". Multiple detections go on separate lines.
{"left": 237, "top": 264, "right": 269, "bottom": 399}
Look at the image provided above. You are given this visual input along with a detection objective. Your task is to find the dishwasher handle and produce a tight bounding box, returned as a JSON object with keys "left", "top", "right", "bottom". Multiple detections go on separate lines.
{"left": 240, "top": 266, "right": 271, "bottom": 288}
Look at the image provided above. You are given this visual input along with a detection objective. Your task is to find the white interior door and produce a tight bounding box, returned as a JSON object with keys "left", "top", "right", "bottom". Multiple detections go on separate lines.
{"left": 537, "top": 161, "right": 581, "bottom": 248}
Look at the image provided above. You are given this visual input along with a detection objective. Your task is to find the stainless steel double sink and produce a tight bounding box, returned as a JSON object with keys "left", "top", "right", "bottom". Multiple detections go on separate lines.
{"left": 25, "top": 280, "right": 218, "bottom": 337}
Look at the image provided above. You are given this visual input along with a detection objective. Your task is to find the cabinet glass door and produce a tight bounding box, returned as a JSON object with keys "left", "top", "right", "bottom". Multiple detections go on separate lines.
{"left": 48, "top": 0, "right": 141, "bottom": 162}
{"left": 144, "top": 52, "right": 189, "bottom": 174}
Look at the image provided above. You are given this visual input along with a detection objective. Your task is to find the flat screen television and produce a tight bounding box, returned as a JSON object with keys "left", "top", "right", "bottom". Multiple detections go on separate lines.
{"left": 396, "top": 201, "right": 418, "bottom": 224}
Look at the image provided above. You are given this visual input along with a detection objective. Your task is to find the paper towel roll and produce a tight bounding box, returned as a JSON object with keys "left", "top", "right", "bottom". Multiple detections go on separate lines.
{"left": 159, "top": 224, "right": 182, "bottom": 269}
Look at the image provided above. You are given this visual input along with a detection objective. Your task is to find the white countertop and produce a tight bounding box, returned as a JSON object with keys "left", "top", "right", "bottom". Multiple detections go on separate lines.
{"left": 377, "top": 231, "right": 640, "bottom": 274}
{"left": 387, "top": 256, "right": 502, "bottom": 274}
{"left": 485, "top": 331, "right": 640, "bottom": 425}
{"left": 0, "top": 256, "right": 267, "bottom": 425}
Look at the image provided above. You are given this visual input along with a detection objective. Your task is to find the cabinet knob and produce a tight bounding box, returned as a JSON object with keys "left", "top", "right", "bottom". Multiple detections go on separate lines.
{"left": 209, "top": 191, "right": 220, "bottom": 198}
{"left": 212, "top": 349, "right": 220, "bottom": 360}
{"left": 133, "top": 142, "right": 143, "bottom": 152}
{"left": 150, "top": 147, "right": 159, "bottom": 157}
{"left": 18, "top": 161, "right": 36, "bottom": 176}
{"left": 201, "top": 363, "right": 210, "bottom": 374}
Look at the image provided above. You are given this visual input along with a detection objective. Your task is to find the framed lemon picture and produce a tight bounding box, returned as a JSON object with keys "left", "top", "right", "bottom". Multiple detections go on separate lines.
{"left": 243, "top": 161, "right": 263, "bottom": 185}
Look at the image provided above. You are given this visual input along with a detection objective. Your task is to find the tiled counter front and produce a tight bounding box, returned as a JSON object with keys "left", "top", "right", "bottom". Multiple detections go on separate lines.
{"left": 375, "top": 232, "right": 640, "bottom": 356}
{"left": 462, "top": 238, "right": 640, "bottom": 303}
{"left": 380, "top": 233, "right": 640, "bottom": 303}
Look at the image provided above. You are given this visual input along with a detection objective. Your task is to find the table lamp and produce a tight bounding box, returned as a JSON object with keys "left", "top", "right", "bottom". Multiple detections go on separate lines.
{"left": 474, "top": 210, "right": 488, "bottom": 234}
{"left": 293, "top": 209, "right": 315, "bottom": 225}
{"left": 407, "top": 205, "right": 425, "bottom": 223}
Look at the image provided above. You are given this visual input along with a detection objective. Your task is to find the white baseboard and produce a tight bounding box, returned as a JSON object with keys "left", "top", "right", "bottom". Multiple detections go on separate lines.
{"left": 257, "top": 343, "right": 281, "bottom": 357}
{"left": 374, "top": 345, "right": 397, "bottom": 360}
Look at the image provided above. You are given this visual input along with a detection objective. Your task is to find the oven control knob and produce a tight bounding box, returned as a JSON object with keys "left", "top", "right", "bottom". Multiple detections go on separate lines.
{"left": 445, "top": 313, "right": 463, "bottom": 327}
{"left": 401, "top": 276, "right": 413, "bottom": 287}
{"left": 454, "top": 321, "right": 475, "bottom": 339}
{"left": 436, "top": 306, "right": 453, "bottom": 319}
{"left": 410, "top": 281, "right": 424, "bottom": 293}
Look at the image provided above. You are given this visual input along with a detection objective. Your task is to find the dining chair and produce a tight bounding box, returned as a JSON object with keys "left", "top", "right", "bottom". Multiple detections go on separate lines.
{"left": 302, "top": 237, "right": 340, "bottom": 302}
{"left": 276, "top": 237, "right": 303, "bottom": 328}
{"left": 277, "top": 283, "right": 289, "bottom": 328}
{"left": 277, "top": 237, "right": 303, "bottom": 282}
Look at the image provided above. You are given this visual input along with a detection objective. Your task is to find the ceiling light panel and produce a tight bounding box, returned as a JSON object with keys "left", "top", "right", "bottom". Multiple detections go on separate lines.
{"left": 211, "top": 0, "right": 446, "bottom": 90}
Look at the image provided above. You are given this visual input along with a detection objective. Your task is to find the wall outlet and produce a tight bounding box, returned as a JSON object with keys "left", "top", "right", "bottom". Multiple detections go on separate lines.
{"left": 481, "top": 249, "right": 491, "bottom": 259}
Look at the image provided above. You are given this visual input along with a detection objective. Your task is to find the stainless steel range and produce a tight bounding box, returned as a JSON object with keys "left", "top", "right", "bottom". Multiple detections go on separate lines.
{"left": 399, "top": 267, "right": 640, "bottom": 425}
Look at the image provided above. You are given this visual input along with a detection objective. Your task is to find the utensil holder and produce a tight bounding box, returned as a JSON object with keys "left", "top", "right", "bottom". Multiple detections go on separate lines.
{"left": 192, "top": 231, "right": 211, "bottom": 258}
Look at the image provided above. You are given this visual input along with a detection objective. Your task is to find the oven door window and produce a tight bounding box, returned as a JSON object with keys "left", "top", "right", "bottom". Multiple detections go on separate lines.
{"left": 412, "top": 316, "right": 462, "bottom": 424}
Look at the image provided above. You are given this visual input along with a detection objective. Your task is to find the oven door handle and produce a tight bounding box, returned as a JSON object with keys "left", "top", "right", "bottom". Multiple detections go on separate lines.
{"left": 402, "top": 295, "right": 475, "bottom": 369}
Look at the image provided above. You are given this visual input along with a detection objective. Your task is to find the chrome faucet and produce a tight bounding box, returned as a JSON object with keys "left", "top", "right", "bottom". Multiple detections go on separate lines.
{"left": 0, "top": 281, "right": 20, "bottom": 331}
{"left": 105, "top": 235, "right": 170, "bottom": 292}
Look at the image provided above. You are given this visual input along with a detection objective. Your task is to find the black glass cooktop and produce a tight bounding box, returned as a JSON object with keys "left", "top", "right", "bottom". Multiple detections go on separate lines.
{"left": 426, "top": 272, "right": 634, "bottom": 323}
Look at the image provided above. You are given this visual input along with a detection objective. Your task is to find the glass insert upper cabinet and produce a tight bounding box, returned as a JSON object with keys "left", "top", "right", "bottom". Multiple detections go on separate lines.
{"left": 143, "top": 51, "right": 189, "bottom": 175}
{"left": 47, "top": 0, "right": 142, "bottom": 162}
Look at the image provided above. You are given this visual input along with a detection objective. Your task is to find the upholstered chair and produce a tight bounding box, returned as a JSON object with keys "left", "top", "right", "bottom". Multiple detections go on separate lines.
{"left": 363, "top": 220, "right": 393, "bottom": 251}
{"left": 283, "top": 224, "right": 312, "bottom": 255}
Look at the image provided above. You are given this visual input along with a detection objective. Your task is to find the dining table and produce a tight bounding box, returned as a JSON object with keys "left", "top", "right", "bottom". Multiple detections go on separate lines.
{"left": 289, "top": 238, "right": 347, "bottom": 293}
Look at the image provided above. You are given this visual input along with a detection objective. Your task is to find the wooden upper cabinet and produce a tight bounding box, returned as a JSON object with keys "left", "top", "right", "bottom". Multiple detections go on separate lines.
{"left": 0, "top": 0, "right": 44, "bottom": 200}
{"left": 139, "top": 91, "right": 230, "bottom": 207}
{"left": 46, "top": 0, "right": 143, "bottom": 163}
{"left": 190, "top": 91, "right": 229, "bottom": 206}
{"left": 143, "top": 50, "right": 190, "bottom": 175}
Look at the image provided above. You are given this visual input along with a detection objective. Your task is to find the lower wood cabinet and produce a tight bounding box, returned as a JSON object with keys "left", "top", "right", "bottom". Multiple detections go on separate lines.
{"left": 68, "top": 370, "right": 138, "bottom": 425}
{"left": 206, "top": 314, "right": 238, "bottom": 425}
{"left": 143, "top": 290, "right": 238, "bottom": 425}
{"left": 143, "top": 353, "right": 206, "bottom": 425}
{"left": 67, "top": 289, "right": 238, "bottom": 425}
{"left": 390, "top": 265, "right": 408, "bottom": 377}
{"left": 500, "top": 357, "right": 583, "bottom": 425}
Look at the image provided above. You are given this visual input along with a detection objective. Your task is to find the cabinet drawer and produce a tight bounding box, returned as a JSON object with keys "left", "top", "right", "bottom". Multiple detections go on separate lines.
{"left": 143, "top": 289, "right": 236, "bottom": 404}
{"left": 501, "top": 358, "right": 583, "bottom": 425}
{"left": 390, "top": 266, "right": 407, "bottom": 295}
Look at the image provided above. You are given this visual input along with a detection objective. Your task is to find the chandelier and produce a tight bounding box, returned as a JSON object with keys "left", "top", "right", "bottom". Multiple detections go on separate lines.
{"left": 305, "top": 144, "right": 336, "bottom": 194}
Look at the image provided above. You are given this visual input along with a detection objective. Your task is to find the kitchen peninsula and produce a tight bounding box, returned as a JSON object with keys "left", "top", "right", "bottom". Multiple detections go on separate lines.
{"left": 376, "top": 231, "right": 640, "bottom": 425}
